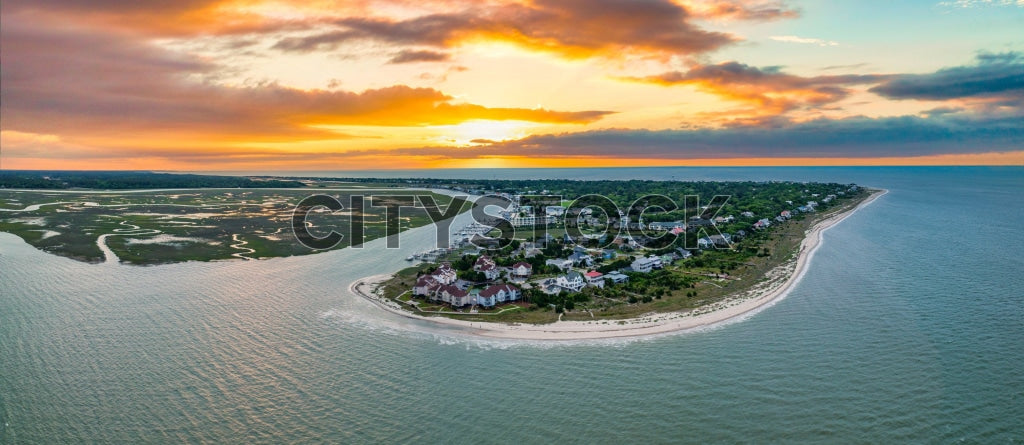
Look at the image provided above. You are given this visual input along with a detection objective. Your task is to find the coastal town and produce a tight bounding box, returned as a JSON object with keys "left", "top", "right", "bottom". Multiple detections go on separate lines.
{"left": 380, "top": 180, "right": 868, "bottom": 322}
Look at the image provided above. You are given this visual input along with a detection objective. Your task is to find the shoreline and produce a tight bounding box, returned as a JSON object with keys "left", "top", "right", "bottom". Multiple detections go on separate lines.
{"left": 350, "top": 189, "right": 888, "bottom": 341}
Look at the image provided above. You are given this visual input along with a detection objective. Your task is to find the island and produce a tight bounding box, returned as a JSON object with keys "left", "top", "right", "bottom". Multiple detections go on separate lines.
{"left": 1, "top": 171, "right": 885, "bottom": 339}
{"left": 349, "top": 178, "right": 885, "bottom": 339}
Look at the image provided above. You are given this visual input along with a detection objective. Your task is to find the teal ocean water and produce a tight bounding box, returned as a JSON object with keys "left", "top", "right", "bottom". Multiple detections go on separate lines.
{"left": 2, "top": 167, "right": 1022, "bottom": 443}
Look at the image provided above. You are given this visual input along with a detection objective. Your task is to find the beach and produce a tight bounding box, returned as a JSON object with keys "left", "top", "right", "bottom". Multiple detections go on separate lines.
{"left": 350, "top": 188, "right": 888, "bottom": 340}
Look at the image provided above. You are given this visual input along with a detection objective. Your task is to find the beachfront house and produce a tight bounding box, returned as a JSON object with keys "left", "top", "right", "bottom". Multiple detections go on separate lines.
{"left": 437, "top": 285, "right": 472, "bottom": 307}
{"left": 413, "top": 275, "right": 440, "bottom": 297}
{"left": 431, "top": 263, "right": 457, "bottom": 285}
{"left": 477, "top": 284, "right": 521, "bottom": 307}
{"left": 631, "top": 255, "right": 663, "bottom": 273}
{"left": 557, "top": 271, "right": 586, "bottom": 292}
{"left": 585, "top": 270, "right": 605, "bottom": 288}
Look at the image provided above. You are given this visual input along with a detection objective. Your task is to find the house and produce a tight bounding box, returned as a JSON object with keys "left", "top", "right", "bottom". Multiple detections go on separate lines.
{"left": 511, "top": 262, "right": 533, "bottom": 279}
{"left": 660, "top": 254, "right": 676, "bottom": 266}
{"left": 709, "top": 233, "right": 732, "bottom": 247}
{"left": 545, "top": 258, "right": 574, "bottom": 271}
{"left": 631, "top": 255, "right": 663, "bottom": 273}
{"left": 584, "top": 270, "right": 605, "bottom": 288}
{"left": 675, "top": 248, "right": 693, "bottom": 259}
{"left": 473, "top": 255, "right": 500, "bottom": 280}
{"left": 605, "top": 271, "right": 630, "bottom": 284}
{"left": 545, "top": 205, "right": 567, "bottom": 217}
{"left": 510, "top": 214, "right": 552, "bottom": 227}
{"left": 741, "top": 211, "right": 756, "bottom": 218}
{"left": 438, "top": 285, "right": 472, "bottom": 307}
{"left": 431, "top": 263, "right": 457, "bottom": 285}
{"left": 689, "top": 216, "right": 714, "bottom": 227}
{"left": 753, "top": 218, "right": 771, "bottom": 230}
{"left": 780, "top": 210, "right": 792, "bottom": 219}
{"left": 697, "top": 237, "right": 713, "bottom": 249}
{"left": 413, "top": 275, "right": 440, "bottom": 297}
{"left": 648, "top": 221, "right": 684, "bottom": 231}
{"left": 568, "top": 251, "right": 593, "bottom": 267}
{"left": 557, "top": 271, "right": 586, "bottom": 292}
{"left": 734, "top": 230, "right": 747, "bottom": 240}
{"left": 602, "top": 249, "right": 617, "bottom": 260}
{"left": 478, "top": 284, "right": 521, "bottom": 307}
{"left": 713, "top": 215, "right": 735, "bottom": 225}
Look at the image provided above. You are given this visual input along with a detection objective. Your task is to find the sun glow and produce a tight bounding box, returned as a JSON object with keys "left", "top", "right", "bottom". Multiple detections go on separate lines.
{"left": 437, "top": 120, "right": 534, "bottom": 146}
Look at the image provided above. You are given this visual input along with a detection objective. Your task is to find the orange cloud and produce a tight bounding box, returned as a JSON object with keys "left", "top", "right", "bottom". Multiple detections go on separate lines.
{"left": 624, "top": 62, "right": 889, "bottom": 124}
{"left": 1, "top": 18, "right": 612, "bottom": 152}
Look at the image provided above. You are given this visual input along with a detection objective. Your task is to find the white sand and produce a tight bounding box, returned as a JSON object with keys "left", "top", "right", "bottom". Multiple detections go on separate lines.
{"left": 350, "top": 189, "right": 887, "bottom": 341}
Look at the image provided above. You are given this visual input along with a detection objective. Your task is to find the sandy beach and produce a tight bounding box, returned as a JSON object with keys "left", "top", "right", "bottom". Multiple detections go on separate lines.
{"left": 350, "top": 189, "right": 888, "bottom": 340}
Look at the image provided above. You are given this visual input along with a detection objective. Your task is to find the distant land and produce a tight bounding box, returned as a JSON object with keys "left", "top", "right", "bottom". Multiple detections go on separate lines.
{"left": 0, "top": 170, "right": 878, "bottom": 332}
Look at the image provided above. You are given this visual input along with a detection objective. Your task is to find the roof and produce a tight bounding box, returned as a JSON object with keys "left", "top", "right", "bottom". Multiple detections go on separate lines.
{"left": 566, "top": 271, "right": 583, "bottom": 280}
{"left": 512, "top": 261, "right": 532, "bottom": 269}
{"left": 415, "top": 275, "right": 437, "bottom": 286}
{"left": 441, "top": 285, "right": 467, "bottom": 298}
{"left": 585, "top": 271, "right": 603, "bottom": 278}
{"left": 480, "top": 284, "right": 518, "bottom": 298}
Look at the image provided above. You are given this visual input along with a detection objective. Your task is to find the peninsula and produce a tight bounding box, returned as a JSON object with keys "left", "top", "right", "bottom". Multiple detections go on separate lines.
{"left": 351, "top": 178, "right": 883, "bottom": 337}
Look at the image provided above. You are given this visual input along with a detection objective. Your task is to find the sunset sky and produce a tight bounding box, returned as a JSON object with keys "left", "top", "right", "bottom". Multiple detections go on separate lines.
{"left": 2, "top": 0, "right": 1022, "bottom": 170}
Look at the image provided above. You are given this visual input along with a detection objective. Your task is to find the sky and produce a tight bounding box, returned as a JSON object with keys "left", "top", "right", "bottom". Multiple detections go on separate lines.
{"left": 1, "top": 0, "right": 1023, "bottom": 170}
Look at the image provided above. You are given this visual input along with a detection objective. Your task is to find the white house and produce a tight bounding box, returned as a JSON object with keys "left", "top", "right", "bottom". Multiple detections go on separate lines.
{"left": 631, "top": 255, "right": 663, "bottom": 273}
{"left": 437, "top": 284, "right": 472, "bottom": 307}
{"left": 584, "top": 270, "right": 605, "bottom": 288}
{"left": 431, "top": 263, "right": 457, "bottom": 285}
{"left": 545, "top": 258, "right": 573, "bottom": 271}
{"left": 473, "top": 255, "right": 500, "bottom": 280}
{"left": 697, "top": 237, "right": 713, "bottom": 249}
{"left": 413, "top": 275, "right": 440, "bottom": 297}
{"left": 511, "top": 262, "right": 533, "bottom": 279}
{"left": 557, "top": 271, "right": 585, "bottom": 292}
{"left": 545, "top": 205, "right": 567, "bottom": 217}
{"left": 478, "top": 284, "right": 521, "bottom": 307}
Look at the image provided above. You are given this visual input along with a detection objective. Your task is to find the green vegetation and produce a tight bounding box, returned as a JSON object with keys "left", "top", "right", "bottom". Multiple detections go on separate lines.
{"left": 0, "top": 171, "right": 304, "bottom": 189}
{"left": 0, "top": 187, "right": 469, "bottom": 264}
{"left": 374, "top": 181, "right": 873, "bottom": 324}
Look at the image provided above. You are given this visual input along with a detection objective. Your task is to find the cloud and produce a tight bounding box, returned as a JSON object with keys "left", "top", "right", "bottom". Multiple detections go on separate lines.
{"left": 384, "top": 113, "right": 1024, "bottom": 160}
{"left": 870, "top": 52, "right": 1024, "bottom": 102}
{"left": 273, "top": 0, "right": 744, "bottom": 59}
{"left": 769, "top": 35, "right": 838, "bottom": 46}
{"left": 0, "top": 18, "right": 612, "bottom": 148}
{"left": 388, "top": 49, "right": 452, "bottom": 64}
{"left": 681, "top": 0, "right": 799, "bottom": 21}
{"left": 623, "top": 62, "right": 888, "bottom": 118}
{"left": 938, "top": 0, "right": 1024, "bottom": 8}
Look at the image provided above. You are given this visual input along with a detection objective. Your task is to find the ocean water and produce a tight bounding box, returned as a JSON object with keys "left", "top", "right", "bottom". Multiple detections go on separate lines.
{"left": 1, "top": 167, "right": 1022, "bottom": 443}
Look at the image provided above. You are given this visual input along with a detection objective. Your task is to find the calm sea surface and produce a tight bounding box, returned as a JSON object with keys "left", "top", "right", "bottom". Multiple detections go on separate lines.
{"left": 2, "top": 167, "right": 1023, "bottom": 443}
